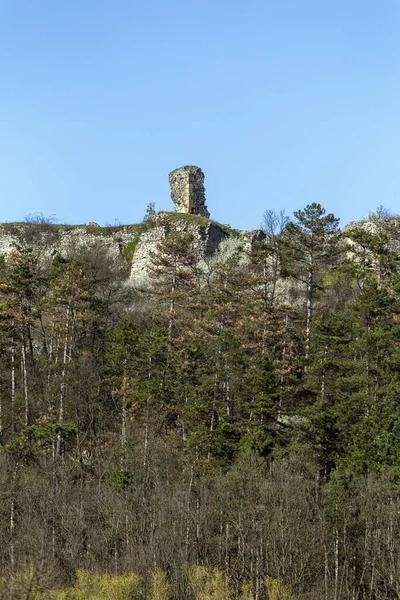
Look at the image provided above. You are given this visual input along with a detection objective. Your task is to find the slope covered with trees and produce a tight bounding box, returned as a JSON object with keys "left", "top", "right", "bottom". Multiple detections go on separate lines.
{"left": 1, "top": 205, "right": 400, "bottom": 599}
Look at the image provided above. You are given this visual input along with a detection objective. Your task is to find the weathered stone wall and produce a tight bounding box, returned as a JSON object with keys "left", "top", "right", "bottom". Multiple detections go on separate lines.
{"left": 168, "top": 166, "right": 210, "bottom": 218}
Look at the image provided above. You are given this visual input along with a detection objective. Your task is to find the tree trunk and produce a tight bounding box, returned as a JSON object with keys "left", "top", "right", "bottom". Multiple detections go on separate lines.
{"left": 305, "top": 267, "right": 313, "bottom": 361}
{"left": 185, "top": 465, "right": 194, "bottom": 560}
{"left": 20, "top": 325, "right": 29, "bottom": 427}
{"left": 168, "top": 268, "right": 176, "bottom": 339}
{"left": 57, "top": 304, "right": 71, "bottom": 456}
{"left": 11, "top": 335, "right": 15, "bottom": 432}
{"left": 0, "top": 388, "right": 2, "bottom": 447}
{"left": 334, "top": 527, "right": 339, "bottom": 600}
{"left": 10, "top": 464, "right": 18, "bottom": 570}
{"left": 121, "top": 362, "right": 127, "bottom": 462}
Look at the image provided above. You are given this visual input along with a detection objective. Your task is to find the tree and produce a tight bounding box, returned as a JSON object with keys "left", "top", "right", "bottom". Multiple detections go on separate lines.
{"left": 143, "top": 202, "right": 156, "bottom": 223}
{"left": 260, "top": 209, "right": 289, "bottom": 306}
{"left": 279, "top": 203, "right": 340, "bottom": 357}
{"left": 41, "top": 255, "right": 100, "bottom": 455}
{"left": 0, "top": 246, "right": 42, "bottom": 429}
{"left": 305, "top": 276, "right": 400, "bottom": 478}
{"left": 345, "top": 225, "right": 399, "bottom": 290}
{"left": 147, "top": 232, "right": 197, "bottom": 340}
{"left": 105, "top": 316, "right": 141, "bottom": 460}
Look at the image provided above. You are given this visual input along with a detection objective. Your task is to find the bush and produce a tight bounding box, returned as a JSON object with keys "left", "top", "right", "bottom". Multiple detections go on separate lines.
{"left": 47, "top": 570, "right": 142, "bottom": 600}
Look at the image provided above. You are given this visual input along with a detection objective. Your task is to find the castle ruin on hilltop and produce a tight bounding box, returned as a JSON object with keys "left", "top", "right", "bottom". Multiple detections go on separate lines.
{"left": 168, "top": 166, "right": 210, "bottom": 218}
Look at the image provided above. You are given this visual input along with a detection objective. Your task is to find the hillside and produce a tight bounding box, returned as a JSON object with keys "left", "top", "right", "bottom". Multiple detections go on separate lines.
{"left": 0, "top": 212, "right": 247, "bottom": 283}
{"left": 1, "top": 203, "right": 400, "bottom": 599}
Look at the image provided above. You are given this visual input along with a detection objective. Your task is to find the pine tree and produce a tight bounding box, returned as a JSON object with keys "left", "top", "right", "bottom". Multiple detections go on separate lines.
{"left": 279, "top": 204, "right": 340, "bottom": 357}
{"left": 105, "top": 316, "right": 141, "bottom": 459}
{"left": 306, "top": 277, "right": 400, "bottom": 477}
{"left": 345, "top": 224, "right": 399, "bottom": 290}
{"left": 0, "top": 246, "right": 41, "bottom": 429}
{"left": 42, "top": 255, "right": 99, "bottom": 454}
{"left": 147, "top": 232, "right": 197, "bottom": 340}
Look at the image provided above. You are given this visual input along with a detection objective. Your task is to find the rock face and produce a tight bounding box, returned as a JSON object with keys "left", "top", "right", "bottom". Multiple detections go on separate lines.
{"left": 0, "top": 216, "right": 231, "bottom": 285}
{"left": 129, "top": 213, "right": 227, "bottom": 283}
{"left": 168, "top": 166, "right": 210, "bottom": 218}
{"left": 0, "top": 223, "right": 133, "bottom": 263}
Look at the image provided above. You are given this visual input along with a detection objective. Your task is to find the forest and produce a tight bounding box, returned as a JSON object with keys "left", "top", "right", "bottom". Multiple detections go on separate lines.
{"left": 1, "top": 204, "right": 400, "bottom": 599}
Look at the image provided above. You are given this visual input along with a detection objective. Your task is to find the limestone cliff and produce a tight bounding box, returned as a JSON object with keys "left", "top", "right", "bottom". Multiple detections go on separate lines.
{"left": 128, "top": 212, "right": 228, "bottom": 283}
{"left": 0, "top": 214, "right": 255, "bottom": 285}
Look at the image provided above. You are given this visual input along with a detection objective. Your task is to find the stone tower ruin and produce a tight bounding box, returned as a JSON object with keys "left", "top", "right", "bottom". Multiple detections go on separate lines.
{"left": 168, "top": 166, "right": 210, "bottom": 218}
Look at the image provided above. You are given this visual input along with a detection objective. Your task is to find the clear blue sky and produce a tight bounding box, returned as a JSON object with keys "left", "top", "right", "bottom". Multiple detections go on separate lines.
{"left": 1, "top": 0, "right": 399, "bottom": 229}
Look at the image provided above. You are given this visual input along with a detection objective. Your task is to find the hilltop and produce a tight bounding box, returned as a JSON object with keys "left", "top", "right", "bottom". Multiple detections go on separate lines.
{"left": 0, "top": 195, "right": 400, "bottom": 598}
{"left": 0, "top": 210, "right": 264, "bottom": 285}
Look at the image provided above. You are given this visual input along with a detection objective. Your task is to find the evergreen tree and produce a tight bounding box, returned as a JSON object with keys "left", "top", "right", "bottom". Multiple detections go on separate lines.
{"left": 0, "top": 246, "right": 42, "bottom": 429}
{"left": 147, "top": 232, "right": 197, "bottom": 340}
{"left": 279, "top": 203, "right": 340, "bottom": 357}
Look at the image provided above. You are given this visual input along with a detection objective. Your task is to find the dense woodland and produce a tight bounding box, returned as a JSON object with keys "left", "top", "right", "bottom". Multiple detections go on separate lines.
{"left": 1, "top": 204, "right": 400, "bottom": 599}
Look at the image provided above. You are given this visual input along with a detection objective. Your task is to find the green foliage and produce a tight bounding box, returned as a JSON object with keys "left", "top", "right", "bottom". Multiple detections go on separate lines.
{"left": 147, "top": 568, "right": 171, "bottom": 600}
{"left": 345, "top": 225, "right": 399, "bottom": 288}
{"left": 280, "top": 203, "right": 340, "bottom": 278}
{"left": 107, "top": 468, "right": 134, "bottom": 492}
{"left": 188, "top": 565, "right": 231, "bottom": 600}
{"left": 160, "top": 211, "right": 210, "bottom": 227}
{"left": 123, "top": 238, "right": 140, "bottom": 261}
{"left": 0, "top": 221, "right": 25, "bottom": 235}
{"left": 6, "top": 423, "right": 77, "bottom": 463}
{"left": 143, "top": 202, "right": 156, "bottom": 222}
{"left": 0, "top": 564, "right": 46, "bottom": 599}
{"left": 264, "top": 577, "right": 294, "bottom": 600}
{"left": 238, "top": 583, "right": 254, "bottom": 600}
{"left": 151, "top": 210, "right": 239, "bottom": 237}
{"left": 47, "top": 570, "right": 142, "bottom": 600}
{"left": 216, "top": 223, "right": 240, "bottom": 238}
{"left": 105, "top": 317, "right": 141, "bottom": 377}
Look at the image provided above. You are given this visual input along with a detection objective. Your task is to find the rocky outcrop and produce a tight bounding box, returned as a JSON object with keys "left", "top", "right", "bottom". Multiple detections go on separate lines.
{"left": 129, "top": 213, "right": 228, "bottom": 283}
{"left": 168, "top": 166, "right": 210, "bottom": 218}
{"left": 0, "top": 215, "right": 236, "bottom": 284}
{"left": 0, "top": 222, "right": 132, "bottom": 262}
{"left": 0, "top": 167, "right": 222, "bottom": 282}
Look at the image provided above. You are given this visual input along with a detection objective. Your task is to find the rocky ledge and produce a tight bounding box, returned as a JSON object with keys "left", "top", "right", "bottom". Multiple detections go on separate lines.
{"left": 0, "top": 214, "right": 262, "bottom": 285}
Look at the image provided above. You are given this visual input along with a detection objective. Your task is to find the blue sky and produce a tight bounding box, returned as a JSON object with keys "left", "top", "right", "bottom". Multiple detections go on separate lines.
{"left": 0, "top": 0, "right": 399, "bottom": 229}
